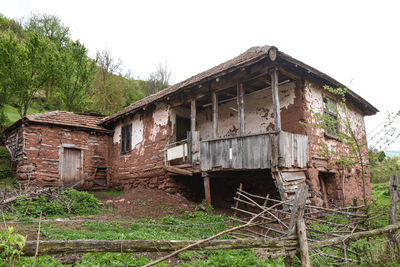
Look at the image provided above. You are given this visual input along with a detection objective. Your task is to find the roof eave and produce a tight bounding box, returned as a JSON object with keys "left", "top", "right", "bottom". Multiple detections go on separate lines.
{"left": 278, "top": 52, "right": 379, "bottom": 116}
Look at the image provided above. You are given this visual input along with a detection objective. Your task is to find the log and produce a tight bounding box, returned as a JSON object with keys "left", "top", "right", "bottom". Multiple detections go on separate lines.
{"left": 310, "top": 222, "right": 400, "bottom": 250}
{"left": 14, "top": 239, "right": 297, "bottom": 256}
{"left": 163, "top": 166, "right": 193, "bottom": 176}
{"left": 9, "top": 223, "right": 400, "bottom": 257}
{"left": 270, "top": 67, "right": 281, "bottom": 131}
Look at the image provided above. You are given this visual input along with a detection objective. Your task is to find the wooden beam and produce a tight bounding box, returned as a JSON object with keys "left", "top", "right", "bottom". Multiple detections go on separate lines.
{"left": 190, "top": 99, "right": 196, "bottom": 131}
{"left": 163, "top": 166, "right": 193, "bottom": 176}
{"left": 212, "top": 92, "right": 218, "bottom": 139}
{"left": 270, "top": 67, "right": 281, "bottom": 131}
{"left": 237, "top": 83, "right": 245, "bottom": 135}
{"left": 202, "top": 172, "right": 212, "bottom": 205}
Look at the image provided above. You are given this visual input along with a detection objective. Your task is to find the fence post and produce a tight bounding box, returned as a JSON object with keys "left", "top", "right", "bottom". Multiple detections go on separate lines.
{"left": 287, "top": 184, "right": 310, "bottom": 267}
{"left": 388, "top": 174, "right": 399, "bottom": 254}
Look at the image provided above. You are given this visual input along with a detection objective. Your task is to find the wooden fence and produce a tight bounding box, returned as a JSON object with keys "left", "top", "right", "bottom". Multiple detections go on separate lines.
{"left": 0, "top": 176, "right": 399, "bottom": 267}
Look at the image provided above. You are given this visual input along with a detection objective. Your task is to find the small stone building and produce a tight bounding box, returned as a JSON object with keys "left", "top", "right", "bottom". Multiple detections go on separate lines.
{"left": 3, "top": 46, "right": 378, "bottom": 207}
{"left": 3, "top": 111, "right": 111, "bottom": 189}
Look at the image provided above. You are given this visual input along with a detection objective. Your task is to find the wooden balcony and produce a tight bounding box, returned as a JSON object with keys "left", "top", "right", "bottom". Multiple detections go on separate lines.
{"left": 165, "top": 131, "right": 308, "bottom": 172}
{"left": 199, "top": 131, "right": 308, "bottom": 172}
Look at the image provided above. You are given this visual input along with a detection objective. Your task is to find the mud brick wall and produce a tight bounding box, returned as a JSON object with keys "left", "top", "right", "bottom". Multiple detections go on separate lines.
{"left": 109, "top": 103, "right": 185, "bottom": 193}
{"left": 304, "top": 78, "right": 371, "bottom": 206}
{"left": 5, "top": 123, "right": 109, "bottom": 188}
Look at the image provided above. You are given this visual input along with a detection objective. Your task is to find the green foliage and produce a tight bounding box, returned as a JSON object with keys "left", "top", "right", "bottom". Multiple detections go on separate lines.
{"left": 11, "top": 256, "right": 66, "bottom": 267}
{"left": 369, "top": 150, "right": 400, "bottom": 183}
{"left": 11, "top": 189, "right": 100, "bottom": 217}
{"left": 54, "top": 40, "right": 96, "bottom": 112}
{"left": 76, "top": 253, "right": 163, "bottom": 267}
{"left": 195, "top": 200, "right": 214, "bottom": 213}
{"left": 0, "top": 226, "right": 25, "bottom": 267}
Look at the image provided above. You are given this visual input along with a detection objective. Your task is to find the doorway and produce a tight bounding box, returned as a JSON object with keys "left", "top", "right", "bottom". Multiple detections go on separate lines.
{"left": 62, "top": 148, "right": 82, "bottom": 187}
{"left": 319, "top": 172, "right": 337, "bottom": 208}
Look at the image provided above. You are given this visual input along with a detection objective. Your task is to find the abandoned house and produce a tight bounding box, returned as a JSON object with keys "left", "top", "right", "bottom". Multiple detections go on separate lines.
{"left": 3, "top": 45, "right": 378, "bottom": 207}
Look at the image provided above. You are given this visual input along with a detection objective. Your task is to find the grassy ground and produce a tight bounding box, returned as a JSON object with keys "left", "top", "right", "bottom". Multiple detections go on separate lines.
{"left": 0, "top": 179, "right": 398, "bottom": 266}
{"left": 3, "top": 104, "right": 41, "bottom": 126}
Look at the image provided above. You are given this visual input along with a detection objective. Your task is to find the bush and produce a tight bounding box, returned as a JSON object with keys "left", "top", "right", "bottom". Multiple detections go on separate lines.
{"left": 11, "top": 189, "right": 100, "bottom": 217}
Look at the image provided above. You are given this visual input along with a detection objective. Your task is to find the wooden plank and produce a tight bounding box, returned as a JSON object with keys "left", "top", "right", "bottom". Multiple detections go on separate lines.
{"left": 270, "top": 68, "right": 281, "bottom": 131}
{"left": 237, "top": 83, "right": 245, "bottom": 135}
{"left": 190, "top": 99, "right": 196, "bottom": 131}
{"left": 212, "top": 91, "right": 218, "bottom": 139}
{"left": 163, "top": 166, "right": 193, "bottom": 176}
{"left": 389, "top": 174, "right": 399, "bottom": 253}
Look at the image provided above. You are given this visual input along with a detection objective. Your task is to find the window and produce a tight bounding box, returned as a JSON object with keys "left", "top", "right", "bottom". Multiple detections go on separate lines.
{"left": 176, "top": 116, "right": 191, "bottom": 142}
{"left": 323, "top": 96, "right": 339, "bottom": 137}
{"left": 121, "top": 124, "right": 132, "bottom": 153}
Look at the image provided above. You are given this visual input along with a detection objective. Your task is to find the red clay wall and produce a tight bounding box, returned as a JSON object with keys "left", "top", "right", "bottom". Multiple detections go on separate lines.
{"left": 303, "top": 78, "right": 371, "bottom": 206}
{"left": 109, "top": 103, "right": 185, "bottom": 194}
{"left": 6, "top": 123, "right": 109, "bottom": 189}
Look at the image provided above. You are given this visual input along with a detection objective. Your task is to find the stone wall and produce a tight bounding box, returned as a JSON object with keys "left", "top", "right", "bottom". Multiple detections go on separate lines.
{"left": 5, "top": 123, "right": 109, "bottom": 188}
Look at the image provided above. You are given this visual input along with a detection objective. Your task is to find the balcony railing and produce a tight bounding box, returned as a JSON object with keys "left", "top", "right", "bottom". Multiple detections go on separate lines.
{"left": 165, "top": 131, "right": 308, "bottom": 172}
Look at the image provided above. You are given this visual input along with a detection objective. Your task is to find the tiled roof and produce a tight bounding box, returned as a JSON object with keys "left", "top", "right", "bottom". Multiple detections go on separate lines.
{"left": 100, "top": 46, "right": 274, "bottom": 125}
{"left": 100, "top": 45, "right": 378, "bottom": 126}
{"left": 26, "top": 111, "right": 108, "bottom": 132}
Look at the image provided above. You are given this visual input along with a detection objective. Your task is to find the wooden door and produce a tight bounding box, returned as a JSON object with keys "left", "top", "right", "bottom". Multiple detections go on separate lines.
{"left": 62, "top": 148, "right": 82, "bottom": 186}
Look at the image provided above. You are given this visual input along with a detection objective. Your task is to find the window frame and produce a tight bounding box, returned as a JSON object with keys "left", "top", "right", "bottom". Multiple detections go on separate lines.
{"left": 120, "top": 124, "right": 132, "bottom": 153}
{"left": 322, "top": 96, "right": 339, "bottom": 138}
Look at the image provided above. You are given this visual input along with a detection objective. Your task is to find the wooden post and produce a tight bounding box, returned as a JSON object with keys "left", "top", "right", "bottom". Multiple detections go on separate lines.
{"left": 319, "top": 176, "right": 329, "bottom": 208}
{"left": 212, "top": 91, "right": 218, "bottom": 139}
{"left": 288, "top": 184, "right": 310, "bottom": 267}
{"left": 388, "top": 174, "right": 399, "bottom": 254}
{"left": 270, "top": 67, "right": 281, "bottom": 132}
{"left": 237, "top": 83, "right": 245, "bottom": 136}
{"left": 190, "top": 99, "right": 196, "bottom": 132}
{"left": 202, "top": 172, "right": 211, "bottom": 205}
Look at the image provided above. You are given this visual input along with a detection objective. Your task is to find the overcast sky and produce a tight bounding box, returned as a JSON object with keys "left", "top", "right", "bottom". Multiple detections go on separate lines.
{"left": 1, "top": 0, "right": 400, "bottom": 150}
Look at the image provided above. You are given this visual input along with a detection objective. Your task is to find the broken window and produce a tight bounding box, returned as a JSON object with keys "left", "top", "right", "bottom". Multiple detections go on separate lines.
{"left": 121, "top": 124, "right": 132, "bottom": 153}
{"left": 323, "top": 96, "right": 339, "bottom": 137}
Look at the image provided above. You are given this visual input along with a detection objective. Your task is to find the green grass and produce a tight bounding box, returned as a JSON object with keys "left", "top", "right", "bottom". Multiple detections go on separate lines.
{"left": 3, "top": 104, "right": 41, "bottom": 126}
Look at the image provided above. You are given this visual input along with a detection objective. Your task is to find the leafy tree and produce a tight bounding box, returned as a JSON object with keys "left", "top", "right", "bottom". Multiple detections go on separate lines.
{"left": 55, "top": 40, "right": 96, "bottom": 112}
{"left": 144, "top": 62, "right": 171, "bottom": 96}
{"left": 122, "top": 71, "right": 146, "bottom": 106}
{"left": 0, "top": 14, "right": 24, "bottom": 38}
{"left": 24, "top": 13, "right": 70, "bottom": 48}
{"left": 25, "top": 13, "right": 71, "bottom": 105}
{"left": 369, "top": 149, "right": 400, "bottom": 183}
{"left": 0, "top": 30, "right": 57, "bottom": 117}
{"left": 92, "top": 49, "right": 125, "bottom": 114}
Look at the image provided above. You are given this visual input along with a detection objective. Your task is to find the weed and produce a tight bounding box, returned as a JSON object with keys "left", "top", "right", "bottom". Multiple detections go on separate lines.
{"left": 0, "top": 226, "right": 25, "bottom": 267}
{"left": 10, "top": 189, "right": 100, "bottom": 218}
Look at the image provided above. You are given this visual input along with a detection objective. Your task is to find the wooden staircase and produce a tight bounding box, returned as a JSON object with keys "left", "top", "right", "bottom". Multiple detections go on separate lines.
{"left": 272, "top": 169, "right": 309, "bottom": 202}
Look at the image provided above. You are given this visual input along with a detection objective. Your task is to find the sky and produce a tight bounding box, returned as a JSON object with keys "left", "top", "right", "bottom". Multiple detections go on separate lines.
{"left": 1, "top": 0, "right": 400, "bottom": 150}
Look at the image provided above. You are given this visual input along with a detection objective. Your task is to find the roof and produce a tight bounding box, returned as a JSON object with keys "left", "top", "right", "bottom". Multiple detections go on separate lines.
{"left": 100, "top": 46, "right": 274, "bottom": 125}
{"left": 4, "top": 111, "right": 110, "bottom": 134}
{"left": 100, "top": 45, "right": 378, "bottom": 126}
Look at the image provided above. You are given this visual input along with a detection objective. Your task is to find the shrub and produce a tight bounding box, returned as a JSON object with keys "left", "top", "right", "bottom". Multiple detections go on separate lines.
{"left": 11, "top": 189, "right": 100, "bottom": 217}
{"left": 0, "top": 227, "right": 25, "bottom": 267}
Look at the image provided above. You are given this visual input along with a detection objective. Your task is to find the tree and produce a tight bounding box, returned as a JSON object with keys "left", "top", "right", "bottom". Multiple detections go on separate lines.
{"left": 144, "top": 62, "right": 171, "bottom": 96}
{"left": 122, "top": 71, "right": 146, "bottom": 107}
{"left": 55, "top": 40, "right": 96, "bottom": 112}
{"left": 92, "top": 49, "right": 125, "bottom": 114}
{"left": 305, "top": 85, "right": 369, "bottom": 203}
{"left": 24, "top": 13, "right": 70, "bottom": 48}
{"left": 0, "top": 30, "right": 57, "bottom": 118}
{"left": 25, "top": 13, "right": 71, "bottom": 105}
